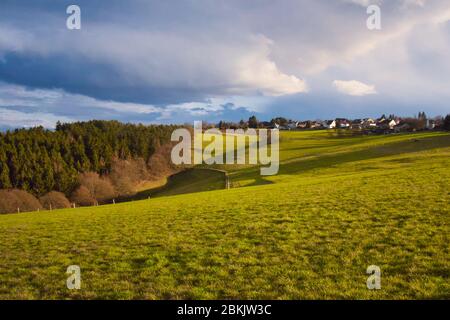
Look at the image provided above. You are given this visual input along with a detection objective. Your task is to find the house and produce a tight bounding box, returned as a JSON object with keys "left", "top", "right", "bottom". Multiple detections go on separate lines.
{"left": 376, "top": 121, "right": 391, "bottom": 130}
{"left": 362, "top": 118, "right": 376, "bottom": 128}
{"left": 286, "top": 122, "right": 298, "bottom": 130}
{"left": 377, "top": 115, "right": 387, "bottom": 123}
{"left": 394, "top": 123, "right": 411, "bottom": 133}
{"left": 324, "top": 120, "right": 336, "bottom": 129}
{"left": 274, "top": 123, "right": 290, "bottom": 130}
{"left": 426, "top": 119, "right": 436, "bottom": 130}
{"left": 376, "top": 119, "right": 387, "bottom": 127}
{"left": 310, "top": 121, "right": 324, "bottom": 129}
{"left": 350, "top": 119, "right": 364, "bottom": 129}
{"left": 297, "top": 121, "right": 308, "bottom": 129}
{"left": 388, "top": 119, "right": 398, "bottom": 130}
{"left": 336, "top": 118, "right": 350, "bottom": 128}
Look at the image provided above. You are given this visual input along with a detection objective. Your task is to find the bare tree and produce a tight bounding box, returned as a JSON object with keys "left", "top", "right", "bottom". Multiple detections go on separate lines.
{"left": 70, "top": 185, "right": 96, "bottom": 207}
{"left": 77, "top": 172, "right": 116, "bottom": 204}
{"left": 0, "top": 189, "right": 43, "bottom": 214}
{"left": 39, "top": 191, "right": 71, "bottom": 210}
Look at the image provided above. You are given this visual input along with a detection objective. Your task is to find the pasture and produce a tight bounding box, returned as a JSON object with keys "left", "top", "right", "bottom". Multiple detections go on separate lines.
{"left": 0, "top": 131, "right": 449, "bottom": 299}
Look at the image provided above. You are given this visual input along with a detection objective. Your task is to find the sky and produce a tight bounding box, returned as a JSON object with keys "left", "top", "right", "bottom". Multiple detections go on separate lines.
{"left": 0, "top": 0, "right": 449, "bottom": 129}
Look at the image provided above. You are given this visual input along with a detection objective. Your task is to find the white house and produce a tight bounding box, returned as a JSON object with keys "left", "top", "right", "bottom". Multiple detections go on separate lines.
{"left": 388, "top": 119, "right": 398, "bottom": 129}
{"left": 363, "top": 118, "right": 376, "bottom": 128}
{"left": 426, "top": 119, "right": 436, "bottom": 130}
{"left": 338, "top": 120, "right": 350, "bottom": 128}
{"left": 324, "top": 120, "right": 336, "bottom": 129}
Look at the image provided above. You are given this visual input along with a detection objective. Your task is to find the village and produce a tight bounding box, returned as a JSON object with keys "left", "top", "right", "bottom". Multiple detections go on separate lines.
{"left": 216, "top": 113, "right": 447, "bottom": 134}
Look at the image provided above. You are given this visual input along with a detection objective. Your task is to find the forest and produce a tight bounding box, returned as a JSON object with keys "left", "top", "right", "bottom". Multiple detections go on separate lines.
{"left": 0, "top": 121, "right": 179, "bottom": 213}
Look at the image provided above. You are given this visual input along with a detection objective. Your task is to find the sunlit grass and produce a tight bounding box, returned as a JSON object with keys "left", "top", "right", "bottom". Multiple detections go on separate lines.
{"left": 0, "top": 131, "right": 449, "bottom": 299}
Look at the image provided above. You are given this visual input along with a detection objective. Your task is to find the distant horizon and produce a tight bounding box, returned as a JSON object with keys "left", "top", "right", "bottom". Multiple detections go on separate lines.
{"left": 0, "top": 110, "right": 447, "bottom": 132}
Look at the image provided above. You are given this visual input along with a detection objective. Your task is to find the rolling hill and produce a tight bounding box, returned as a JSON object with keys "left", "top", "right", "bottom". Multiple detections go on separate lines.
{"left": 0, "top": 131, "right": 449, "bottom": 299}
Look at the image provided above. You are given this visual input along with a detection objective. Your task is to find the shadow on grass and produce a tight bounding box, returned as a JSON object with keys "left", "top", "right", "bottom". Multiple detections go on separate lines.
{"left": 118, "top": 168, "right": 227, "bottom": 202}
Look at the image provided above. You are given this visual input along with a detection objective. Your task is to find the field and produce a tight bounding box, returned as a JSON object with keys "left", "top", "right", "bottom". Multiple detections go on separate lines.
{"left": 0, "top": 131, "right": 449, "bottom": 299}
{"left": 126, "top": 168, "right": 226, "bottom": 200}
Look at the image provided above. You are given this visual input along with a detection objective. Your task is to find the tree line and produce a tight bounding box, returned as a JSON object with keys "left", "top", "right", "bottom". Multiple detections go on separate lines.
{"left": 0, "top": 120, "right": 178, "bottom": 197}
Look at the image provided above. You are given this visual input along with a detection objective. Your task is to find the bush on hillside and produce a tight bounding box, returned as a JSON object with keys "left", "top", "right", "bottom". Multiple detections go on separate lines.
{"left": 39, "top": 191, "right": 71, "bottom": 210}
{"left": 109, "top": 158, "right": 150, "bottom": 196}
{"left": 0, "top": 189, "right": 43, "bottom": 214}
{"left": 108, "top": 143, "right": 180, "bottom": 197}
{"left": 70, "top": 186, "right": 96, "bottom": 207}
{"left": 147, "top": 142, "right": 180, "bottom": 179}
{"left": 78, "top": 172, "right": 116, "bottom": 204}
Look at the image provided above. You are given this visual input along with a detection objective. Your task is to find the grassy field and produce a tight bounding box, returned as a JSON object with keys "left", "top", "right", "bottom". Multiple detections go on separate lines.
{"left": 0, "top": 131, "right": 449, "bottom": 299}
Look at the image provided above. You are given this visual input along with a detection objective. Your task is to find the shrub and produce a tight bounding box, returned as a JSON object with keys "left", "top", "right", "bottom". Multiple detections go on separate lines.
{"left": 0, "top": 189, "right": 42, "bottom": 214}
{"left": 39, "top": 191, "right": 71, "bottom": 210}
{"left": 109, "top": 158, "right": 149, "bottom": 196}
{"left": 109, "top": 143, "right": 178, "bottom": 197}
{"left": 78, "top": 172, "right": 116, "bottom": 204}
{"left": 70, "top": 186, "right": 96, "bottom": 207}
{"left": 147, "top": 143, "right": 179, "bottom": 179}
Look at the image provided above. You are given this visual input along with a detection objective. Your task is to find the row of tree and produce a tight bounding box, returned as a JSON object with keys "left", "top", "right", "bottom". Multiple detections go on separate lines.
{"left": 0, "top": 121, "right": 178, "bottom": 197}
{"left": 217, "top": 116, "right": 280, "bottom": 130}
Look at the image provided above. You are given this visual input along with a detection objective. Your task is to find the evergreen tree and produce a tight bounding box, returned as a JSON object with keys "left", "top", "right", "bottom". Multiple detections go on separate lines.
{"left": 444, "top": 115, "right": 450, "bottom": 131}
{"left": 0, "top": 121, "right": 178, "bottom": 196}
{"left": 248, "top": 116, "right": 259, "bottom": 129}
{"left": 0, "top": 147, "right": 11, "bottom": 189}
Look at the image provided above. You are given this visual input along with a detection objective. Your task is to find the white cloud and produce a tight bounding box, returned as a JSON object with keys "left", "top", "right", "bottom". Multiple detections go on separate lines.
{"left": 342, "top": 0, "right": 426, "bottom": 7}
{"left": 0, "top": 83, "right": 160, "bottom": 114}
{"left": 158, "top": 101, "right": 224, "bottom": 120}
{"left": 85, "top": 30, "right": 308, "bottom": 97}
{"left": 0, "top": 23, "right": 307, "bottom": 98}
{"left": 0, "top": 82, "right": 261, "bottom": 126}
{"left": 342, "top": 0, "right": 382, "bottom": 6}
{"left": 0, "top": 108, "right": 74, "bottom": 129}
{"left": 231, "top": 35, "right": 308, "bottom": 96}
{"left": 333, "top": 80, "right": 377, "bottom": 96}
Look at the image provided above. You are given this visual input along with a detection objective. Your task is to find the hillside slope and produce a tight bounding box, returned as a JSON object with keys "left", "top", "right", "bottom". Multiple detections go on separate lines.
{"left": 0, "top": 131, "right": 449, "bottom": 299}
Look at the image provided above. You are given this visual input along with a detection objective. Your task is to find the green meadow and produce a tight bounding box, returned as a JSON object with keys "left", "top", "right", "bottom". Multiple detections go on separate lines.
{"left": 0, "top": 131, "right": 449, "bottom": 299}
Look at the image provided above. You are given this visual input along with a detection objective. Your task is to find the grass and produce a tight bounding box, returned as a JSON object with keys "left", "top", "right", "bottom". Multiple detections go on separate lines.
{"left": 117, "top": 169, "right": 226, "bottom": 202}
{"left": 141, "top": 168, "right": 226, "bottom": 199}
{"left": 0, "top": 130, "right": 449, "bottom": 299}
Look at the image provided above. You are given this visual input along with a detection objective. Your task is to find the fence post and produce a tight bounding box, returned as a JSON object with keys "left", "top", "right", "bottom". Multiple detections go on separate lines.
{"left": 17, "top": 207, "right": 20, "bottom": 213}
{"left": 113, "top": 199, "right": 115, "bottom": 205}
